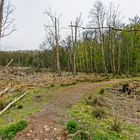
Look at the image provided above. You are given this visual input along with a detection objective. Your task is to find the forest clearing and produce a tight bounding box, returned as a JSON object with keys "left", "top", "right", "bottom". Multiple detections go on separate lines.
{"left": 0, "top": 68, "right": 140, "bottom": 140}
{"left": 0, "top": 0, "right": 140, "bottom": 139}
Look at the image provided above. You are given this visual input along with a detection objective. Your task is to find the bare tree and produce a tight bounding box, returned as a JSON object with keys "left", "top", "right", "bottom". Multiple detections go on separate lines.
{"left": 89, "top": 0, "right": 107, "bottom": 74}
{"left": 0, "top": 0, "right": 15, "bottom": 39}
{"left": 44, "top": 9, "right": 61, "bottom": 76}
{"left": 106, "top": 2, "right": 122, "bottom": 75}
{"left": 70, "top": 14, "right": 82, "bottom": 76}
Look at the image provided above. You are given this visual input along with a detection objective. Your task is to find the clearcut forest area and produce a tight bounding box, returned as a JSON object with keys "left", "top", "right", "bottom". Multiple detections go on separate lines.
{"left": 0, "top": 0, "right": 140, "bottom": 140}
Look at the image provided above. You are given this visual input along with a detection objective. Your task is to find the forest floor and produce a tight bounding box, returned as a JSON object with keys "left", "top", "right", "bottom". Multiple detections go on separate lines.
{"left": 0, "top": 68, "right": 140, "bottom": 140}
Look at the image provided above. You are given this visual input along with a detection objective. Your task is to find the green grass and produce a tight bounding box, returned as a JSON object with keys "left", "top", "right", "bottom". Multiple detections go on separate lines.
{"left": 69, "top": 88, "right": 140, "bottom": 140}
{"left": 0, "top": 120, "right": 27, "bottom": 140}
{"left": 66, "top": 120, "right": 78, "bottom": 134}
{"left": 0, "top": 87, "right": 51, "bottom": 127}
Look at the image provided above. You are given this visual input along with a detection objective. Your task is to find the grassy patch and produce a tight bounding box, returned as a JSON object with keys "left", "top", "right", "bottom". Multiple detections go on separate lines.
{"left": 66, "top": 120, "right": 78, "bottom": 134}
{"left": 69, "top": 88, "right": 140, "bottom": 140}
{"left": 0, "top": 87, "right": 51, "bottom": 127}
{"left": 0, "top": 120, "right": 27, "bottom": 140}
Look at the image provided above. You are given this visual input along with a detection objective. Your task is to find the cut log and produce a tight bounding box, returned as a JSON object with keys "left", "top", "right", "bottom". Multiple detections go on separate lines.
{"left": 0, "top": 91, "right": 28, "bottom": 116}
{"left": 0, "top": 85, "right": 11, "bottom": 97}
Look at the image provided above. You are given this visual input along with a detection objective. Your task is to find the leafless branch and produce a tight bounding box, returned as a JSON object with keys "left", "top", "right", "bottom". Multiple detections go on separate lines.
{"left": 0, "top": 0, "right": 15, "bottom": 39}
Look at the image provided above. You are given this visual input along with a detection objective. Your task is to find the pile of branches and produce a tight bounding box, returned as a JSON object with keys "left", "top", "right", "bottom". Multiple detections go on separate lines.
{"left": 106, "top": 81, "right": 138, "bottom": 96}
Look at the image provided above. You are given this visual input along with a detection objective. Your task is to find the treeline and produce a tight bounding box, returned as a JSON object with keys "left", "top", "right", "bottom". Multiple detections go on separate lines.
{"left": 0, "top": 50, "right": 45, "bottom": 68}
{"left": 40, "top": 0, "right": 140, "bottom": 76}
{"left": 1, "top": 0, "right": 140, "bottom": 76}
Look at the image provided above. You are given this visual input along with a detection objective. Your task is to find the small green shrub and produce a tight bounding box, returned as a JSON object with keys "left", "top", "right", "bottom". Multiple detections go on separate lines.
{"left": 85, "top": 96, "right": 105, "bottom": 107}
{"left": 93, "top": 132, "right": 119, "bottom": 140}
{"left": 73, "top": 131, "right": 90, "bottom": 140}
{"left": 110, "top": 119, "right": 121, "bottom": 133}
{"left": 66, "top": 120, "right": 78, "bottom": 134}
{"left": 99, "top": 89, "right": 105, "bottom": 94}
{"left": 0, "top": 120, "right": 27, "bottom": 140}
{"left": 92, "top": 107, "right": 106, "bottom": 119}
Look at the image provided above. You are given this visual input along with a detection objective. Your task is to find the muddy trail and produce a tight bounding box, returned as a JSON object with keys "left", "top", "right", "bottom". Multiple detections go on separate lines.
{"left": 14, "top": 79, "right": 126, "bottom": 140}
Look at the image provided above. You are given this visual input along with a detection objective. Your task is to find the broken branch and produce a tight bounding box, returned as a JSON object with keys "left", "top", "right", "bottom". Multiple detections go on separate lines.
{"left": 0, "top": 59, "right": 13, "bottom": 74}
{"left": 0, "top": 91, "right": 28, "bottom": 116}
{"left": 0, "top": 84, "right": 11, "bottom": 97}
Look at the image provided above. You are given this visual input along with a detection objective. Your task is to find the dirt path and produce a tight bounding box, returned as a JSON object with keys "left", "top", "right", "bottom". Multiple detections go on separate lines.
{"left": 14, "top": 79, "right": 125, "bottom": 140}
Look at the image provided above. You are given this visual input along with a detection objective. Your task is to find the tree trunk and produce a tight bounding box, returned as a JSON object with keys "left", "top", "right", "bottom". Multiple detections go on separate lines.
{"left": 0, "top": 0, "right": 4, "bottom": 39}
{"left": 98, "top": 27, "right": 107, "bottom": 74}
{"left": 117, "top": 40, "right": 121, "bottom": 75}
{"left": 55, "top": 17, "right": 61, "bottom": 76}
{"left": 73, "top": 23, "right": 77, "bottom": 76}
{"left": 112, "top": 32, "right": 116, "bottom": 75}
{"left": 71, "top": 22, "right": 77, "bottom": 77}
{"left": 90, "top": 41, "right": 93, "bottom": 73}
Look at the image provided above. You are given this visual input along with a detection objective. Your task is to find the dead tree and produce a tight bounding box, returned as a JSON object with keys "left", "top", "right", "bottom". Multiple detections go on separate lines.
{"left": 0, "top": 0, "right": 15, "bottom": 39}
{"left": 44, "top": 9, "right": 61, "bottom": 76}
{"left": 106, "top": 2, "right": 122, "bottom": 75}
{"left": 70, "top": 14, "right": 82, "bottom": 76}
{"left": 89, "top": 0, "right": 108, "bottom": 74}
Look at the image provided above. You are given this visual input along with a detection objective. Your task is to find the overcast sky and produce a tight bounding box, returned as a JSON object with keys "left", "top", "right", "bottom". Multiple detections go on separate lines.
{"left": 1, "top": 0, "right": 140, "bottom": 50}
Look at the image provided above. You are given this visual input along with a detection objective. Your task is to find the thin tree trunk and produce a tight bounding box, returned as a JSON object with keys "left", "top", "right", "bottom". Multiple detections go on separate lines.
{"left": 73, "top": 23, "right": 77, "bottom": 76}
{"left": 117, "top": 40, "right": 121, "bottom": 75}
{"left": 112, "top": 31, "right": 116, "bottom": 75}
{"left": 90, "top": 41, "right": 93, "bottom": 73}
{"left": 0, "top": 0, "right": 4, "bottom": 39}
{"left": 55, "top": 17, "right": 61, "bottom": 76}
{"left": 71, "top": 21, "right": 77, "bottom": 77}
{"left": 98, "top": 27, "right": 107, "bottom": 74}
{"left": 109, "top": 27, "right": 113, "bottom": 73}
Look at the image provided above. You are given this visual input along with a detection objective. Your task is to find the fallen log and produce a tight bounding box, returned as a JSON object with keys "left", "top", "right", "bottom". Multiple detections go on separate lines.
{"left": 0, "top": 59, "right": 13, "bottom": 74}
{"left": 0, "top": 91, "right": 28, "bottom": 116}
{"left": 0, "top": 85, "right": 12, "bottom": 97}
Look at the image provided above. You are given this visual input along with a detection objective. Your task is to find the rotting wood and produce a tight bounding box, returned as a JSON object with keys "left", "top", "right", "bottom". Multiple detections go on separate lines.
{"left": 0, "top": 91, "right": 28, "bottom": 116}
